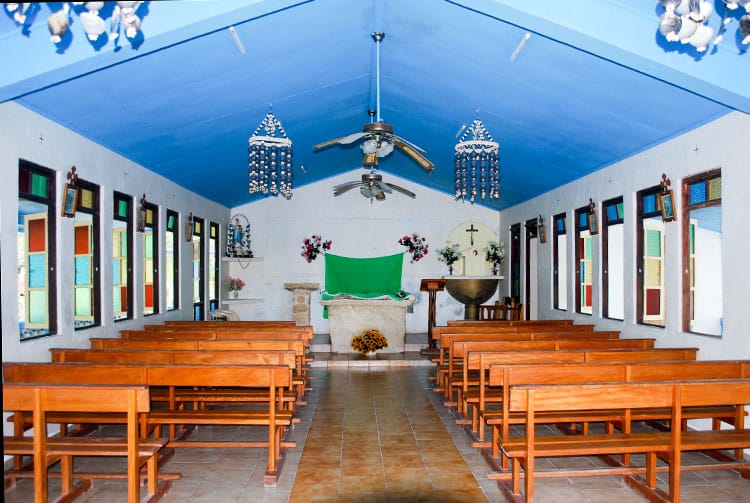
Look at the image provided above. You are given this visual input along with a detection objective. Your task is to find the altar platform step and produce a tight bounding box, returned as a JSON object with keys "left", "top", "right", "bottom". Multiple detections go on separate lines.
{"left": 310, "top": 332, "right": 434, "bottom": 368}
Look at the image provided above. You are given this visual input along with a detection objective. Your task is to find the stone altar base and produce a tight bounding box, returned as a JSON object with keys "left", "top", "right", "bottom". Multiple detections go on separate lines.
{"left": 320, "top": 296, "right": 416, "bottom": 354}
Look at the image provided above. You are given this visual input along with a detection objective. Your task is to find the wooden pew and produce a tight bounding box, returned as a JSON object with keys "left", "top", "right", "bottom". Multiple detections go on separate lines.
{"left": 480, "top": 359, "right": 745, "bottom": 463}
{"left": 502, "top": 379, "right": 750, "bottom": 502}
{"left": 4, "top": 363, "right": 295, "bottom": 486}
{"left": 89, "top": 337, "right": 308, "bottom": 379}
{"left": 160, "top": 320, "right": 297, "bottom": 328}
{"left": 446, "top": 319, "right": 577, "bottom": 327}
{"left": 437, "top": 336, "right": 653, "bottom": 400}
{"left": 3, "top": 383, "right": 169, "bottom": 503}
{"left": 434, "top": 329, "right": 622, "bottom": 368}
{"left": 49, "top": 348, "right": 303, "bottom": 407}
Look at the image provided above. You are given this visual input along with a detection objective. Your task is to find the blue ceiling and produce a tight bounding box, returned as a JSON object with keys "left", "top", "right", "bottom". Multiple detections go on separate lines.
{"left": 2, "top": 1, "right": 747, "bottom": 210}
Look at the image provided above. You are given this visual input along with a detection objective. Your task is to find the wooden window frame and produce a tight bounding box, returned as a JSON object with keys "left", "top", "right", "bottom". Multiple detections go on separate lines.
{"left": 113, "top": 191, "right": 133, "bottom": 322}
{"left": 602, "top": 196, "right": 624, "bottom": 321}
{"left": 681, "top": 168, "right": 721, "bottom": 334}
{"left": 209, "top": 221, "right": 220, "bottom": 314}
{"left": 574, "top": 206, "right": 593, "bottom": 315}
{"left": 165, "top": 209, "right": 179, "bottom": 311}
{"left": 636, "top": 185, "right": 665, "bottom": 327}
{"left": 73, "top": 178, "right": 100, "bottom": 330}
{"left": 143, "top": 201, "right": 159, "bottom": 316}
{"left": 552, "top": 212, "right": 567, "bottom": 311}
{"left": 192, "top": 216, "right": 206, "bottom": 321}
{"left": 18, "top": 160, "right": 57, "bottom": 340}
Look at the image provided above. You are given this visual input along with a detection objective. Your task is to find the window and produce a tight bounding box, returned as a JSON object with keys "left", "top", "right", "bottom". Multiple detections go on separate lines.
{"left": 509, "top": 223, "right": 521, "bottom": 302}
{"left": 637, "top": 186, "right": 665, "bottom": 327}
{"left": 682, "top": 169, "right": 722, "bottom": 336}
{"left": 552, "top": 212, "right": 567, "bottom": 310}
{"left": 192, "top": 216, "right": 205, "bottom": 321}
{"left": 209, "top": 222, "right": 220, "bottom": 314}
{"left": 142, "top": 201, "right": 159, "bottom": 316}
{"left": 574, "top": 206, "right": 594, "bottom": 315}
{"left": 113, "top": 192, "right": 133, "bottom": 321}
{"left": 18, "top": 161, "right": 57, "bottom": 339}
{"left": 73, "top": 179, "right": 100, "bottom": 330}
{"left": 165, "top": 209, "right": 179, "bottom": 311}
{"left": 602, "top": 197, "right": 624, "bottom": 320}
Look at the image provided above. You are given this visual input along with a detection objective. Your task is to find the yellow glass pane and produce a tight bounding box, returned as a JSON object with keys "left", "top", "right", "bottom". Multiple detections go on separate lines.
{"left": 645, "top": 258, "right": 662, "bottom": 287}
{"left": 708, "top": 177, "right": 721, "bottom": 200}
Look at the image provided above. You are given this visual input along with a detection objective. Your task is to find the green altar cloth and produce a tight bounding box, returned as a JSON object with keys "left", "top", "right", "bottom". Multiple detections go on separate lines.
{"left": 322, "top": 253, "right": 409, "bottom": 318}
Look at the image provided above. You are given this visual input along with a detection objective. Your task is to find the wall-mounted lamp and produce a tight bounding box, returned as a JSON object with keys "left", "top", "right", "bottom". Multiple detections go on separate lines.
{"left": 61, "top": 166, "right": 79, "bottom": 218}
{"left": 659, "top": 173, "right": 677, "bottom": 222}
{"left": 185, "top": 212, "right": 193, "bottom": 242}
{"left": 588, "top": 198, "right": 599, "bottom": 235}
{"left": 538, "top": 214, "right": 547, "bottom": 243}
{"left": 137, "top": 194, "right": 147, "bottom": 232}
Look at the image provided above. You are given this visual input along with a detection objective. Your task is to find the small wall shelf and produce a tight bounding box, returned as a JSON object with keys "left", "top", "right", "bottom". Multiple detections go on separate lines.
{"left": 222, "top": 257, "right": 263, "bottom": 263}
{"left": 222, "top": 298, "right": 262, "bottom": 305}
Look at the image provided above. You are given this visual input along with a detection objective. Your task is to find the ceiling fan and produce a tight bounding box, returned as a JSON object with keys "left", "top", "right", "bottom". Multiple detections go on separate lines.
{"left": 333, "top": 168, "right": 416, "bottom": 202}
{"left": 312, "top": 32, "right": 435, "bottom": 173}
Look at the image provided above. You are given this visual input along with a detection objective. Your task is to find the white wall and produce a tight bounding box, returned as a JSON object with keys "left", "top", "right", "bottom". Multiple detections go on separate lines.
{"left": 1, "top": 102, "right": 229, "bottom": 362}
{"left": 227, "top": 169, "right": 500, "bottom": 333}
{"left": 499, "top": 111, "right": 750, "bottom": 360}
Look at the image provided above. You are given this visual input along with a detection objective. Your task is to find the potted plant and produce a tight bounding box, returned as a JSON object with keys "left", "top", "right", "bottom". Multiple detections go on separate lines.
{"left": 227, "top": 276, "right": 246, "bottom": 298}
{"left": 437, "top": 242, "right": 461, "bottom": 275}
{"left": 484, "top": 241, "right": 505, "bottom": 275}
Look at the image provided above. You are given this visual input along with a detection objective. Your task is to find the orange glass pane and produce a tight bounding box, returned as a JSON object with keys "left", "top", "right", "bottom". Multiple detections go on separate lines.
{"left": 145, "top": 284, "right": 154, "bottom": 308}
{"left": 74, "top": 226, "right": 89, "bottom": 255}
{"left": 28, "top": 219, "right": 46, "bottom": 252}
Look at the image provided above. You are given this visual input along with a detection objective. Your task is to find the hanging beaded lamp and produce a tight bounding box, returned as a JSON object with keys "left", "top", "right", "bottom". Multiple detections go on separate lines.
{"left": 248, "top": 111, "right": 293, "bottom": 199}
{"left": 454, "top": 118, "right": 500, "bottom": 203}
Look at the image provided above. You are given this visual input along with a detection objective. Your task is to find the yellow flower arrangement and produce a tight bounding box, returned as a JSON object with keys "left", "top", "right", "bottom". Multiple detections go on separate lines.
{"left": 351, "top": 329, "right": 388, "bottom": 354}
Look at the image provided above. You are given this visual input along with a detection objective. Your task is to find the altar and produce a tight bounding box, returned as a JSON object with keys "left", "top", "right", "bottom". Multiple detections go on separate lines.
{"left": 320, "top": 295, "right": 416, "bottom": 353}
{"left": 321, "top": 252, "right": 414, "bottom": 354}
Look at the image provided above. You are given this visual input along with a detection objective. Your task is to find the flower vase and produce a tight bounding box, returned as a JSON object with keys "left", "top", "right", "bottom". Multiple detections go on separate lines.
{"left": 232, "top": 290, "right": 239, "bottom": 299}
{"left": 492, "top": 264, "right": 499, "bottom": 275}
{"left": 366, "top": 352, "right": 377, "bottom": 358}
{"left": 449, "top": 265, "right": 453, "bottom": 276}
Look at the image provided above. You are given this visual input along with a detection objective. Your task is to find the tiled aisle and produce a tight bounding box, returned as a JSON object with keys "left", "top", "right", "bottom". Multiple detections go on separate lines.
{"left": 288, "top": 367, "right": 488, "bottom": 502}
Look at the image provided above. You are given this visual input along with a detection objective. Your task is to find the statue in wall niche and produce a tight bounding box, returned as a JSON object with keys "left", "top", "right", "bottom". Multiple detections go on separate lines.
{"left": 226, "top": 214, "right": 253, "bottom": 258}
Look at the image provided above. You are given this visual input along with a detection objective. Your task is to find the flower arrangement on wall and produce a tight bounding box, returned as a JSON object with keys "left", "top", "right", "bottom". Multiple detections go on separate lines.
{"left": 398, "top": 232, "right": 429, "bottom": 263}
{"left": 484, "top": 241, "right": 505, "bottom": 274}
{"left": 351, "top": 329, "right": 389, "bottom": 354}
{"left": 301, "top": 234, "right": 332, "bottom": 263}
{"left": 437, "top": 242, "right": 461, "bottom": 274}
{"left": 227, "top": 277, "right": 246, "bottom": 292}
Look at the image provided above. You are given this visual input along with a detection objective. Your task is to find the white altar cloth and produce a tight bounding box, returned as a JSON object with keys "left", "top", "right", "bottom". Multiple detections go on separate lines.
{"left": 320, "top": 296, "right": 416, "bottom": 353}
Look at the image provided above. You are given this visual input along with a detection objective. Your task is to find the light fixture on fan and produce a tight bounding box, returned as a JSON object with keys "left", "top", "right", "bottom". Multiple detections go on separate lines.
{"left": 248, "top": 110, "right": 294, "bottom": 199}
{"left": 454, "top": 116, "right": 500, "bottom": 203}
{"left": 657, "top": 0, "right": 750, "bottom": 52}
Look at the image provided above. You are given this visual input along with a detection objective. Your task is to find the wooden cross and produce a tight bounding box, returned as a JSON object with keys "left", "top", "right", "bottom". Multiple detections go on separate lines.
{"left": 466, "top": 223, "right": 479, "bottom": 246}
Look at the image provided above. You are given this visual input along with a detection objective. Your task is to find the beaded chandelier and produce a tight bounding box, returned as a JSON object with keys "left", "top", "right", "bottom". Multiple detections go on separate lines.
{"left": 454, "top": 118, "right": 500, "bottom": 203}
{"left": 248, "top": 111, "right": 293, "bottom": 199}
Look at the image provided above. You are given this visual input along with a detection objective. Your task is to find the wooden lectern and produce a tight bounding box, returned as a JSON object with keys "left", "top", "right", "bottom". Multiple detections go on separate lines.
{"left": 420, "top": 278, "right": 446, "bottom": 354}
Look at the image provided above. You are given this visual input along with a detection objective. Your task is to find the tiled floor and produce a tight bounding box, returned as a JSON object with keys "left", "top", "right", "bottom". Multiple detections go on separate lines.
{"left": 5, "top": 362, "right": 750, "bottom": 502}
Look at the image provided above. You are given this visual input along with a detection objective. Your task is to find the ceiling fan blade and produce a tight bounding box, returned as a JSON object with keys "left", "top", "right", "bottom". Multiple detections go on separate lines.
{"left": 392, "top": 133, "right": 426, "bottom": 153}
{"left": 385, "top": 183, "right": 416, "bottom": 198}
{"left": 333, "top": 181, "right": 363, "bottom": 196}
{"left": 376, "top": 180, "right": 393, "bottom": 193}
{"left": 313, "top": 132, "right": 367, "bottom": 151}
{"left": 393, "top": 139, "right": 435, "bottom": 172}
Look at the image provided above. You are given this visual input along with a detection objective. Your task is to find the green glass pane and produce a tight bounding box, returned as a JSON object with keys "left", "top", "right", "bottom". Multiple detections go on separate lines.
{"left": 120, "top": 231, "right": 128, "bottom": 256}
{"left": 113, "top": 287, "right": 122, "bottom": 312}
{"left": 75, "top": 288, "right": 91, "bottom": 317}
{"left": 167, "top": 214, "right": 175, "bottom": 230}
{"left": 646, "top": 230, "right": 662, "bottom": 257}
{"left": 145, "top": 233, "right": 153, "bottom": 258}
{"left": 689, "top": 223, "right": 695, "bottom": 254}
{"left": 75, "top": 256, "right": 90, "bottom": 285}
{"left": 31, "top": 173, "right": 48, "bottom": 198}
{"left": 616, "top": 202, "right": 624, "bottom": 219}
{"left": 584, "top": 237, "right": 592, "bottom": 258}
{"left": 708, "top": 178, "right": 721, "bottom": 200}
{"left": 28, "top": 291, "right": 47, "bottom": 324}
{"left": 28, "top": 255, "right": 46, "bottom": 288}
{"left": 118, "top": 199, "right": 128, "bottom": 218}
{"left": 113, "top": 259, "right": 121, "bottom": 284}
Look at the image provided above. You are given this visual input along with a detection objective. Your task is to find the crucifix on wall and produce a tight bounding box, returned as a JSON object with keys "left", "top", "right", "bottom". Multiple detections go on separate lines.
{"left": 466, "top": 223, "right": 479, "bottom": 246}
